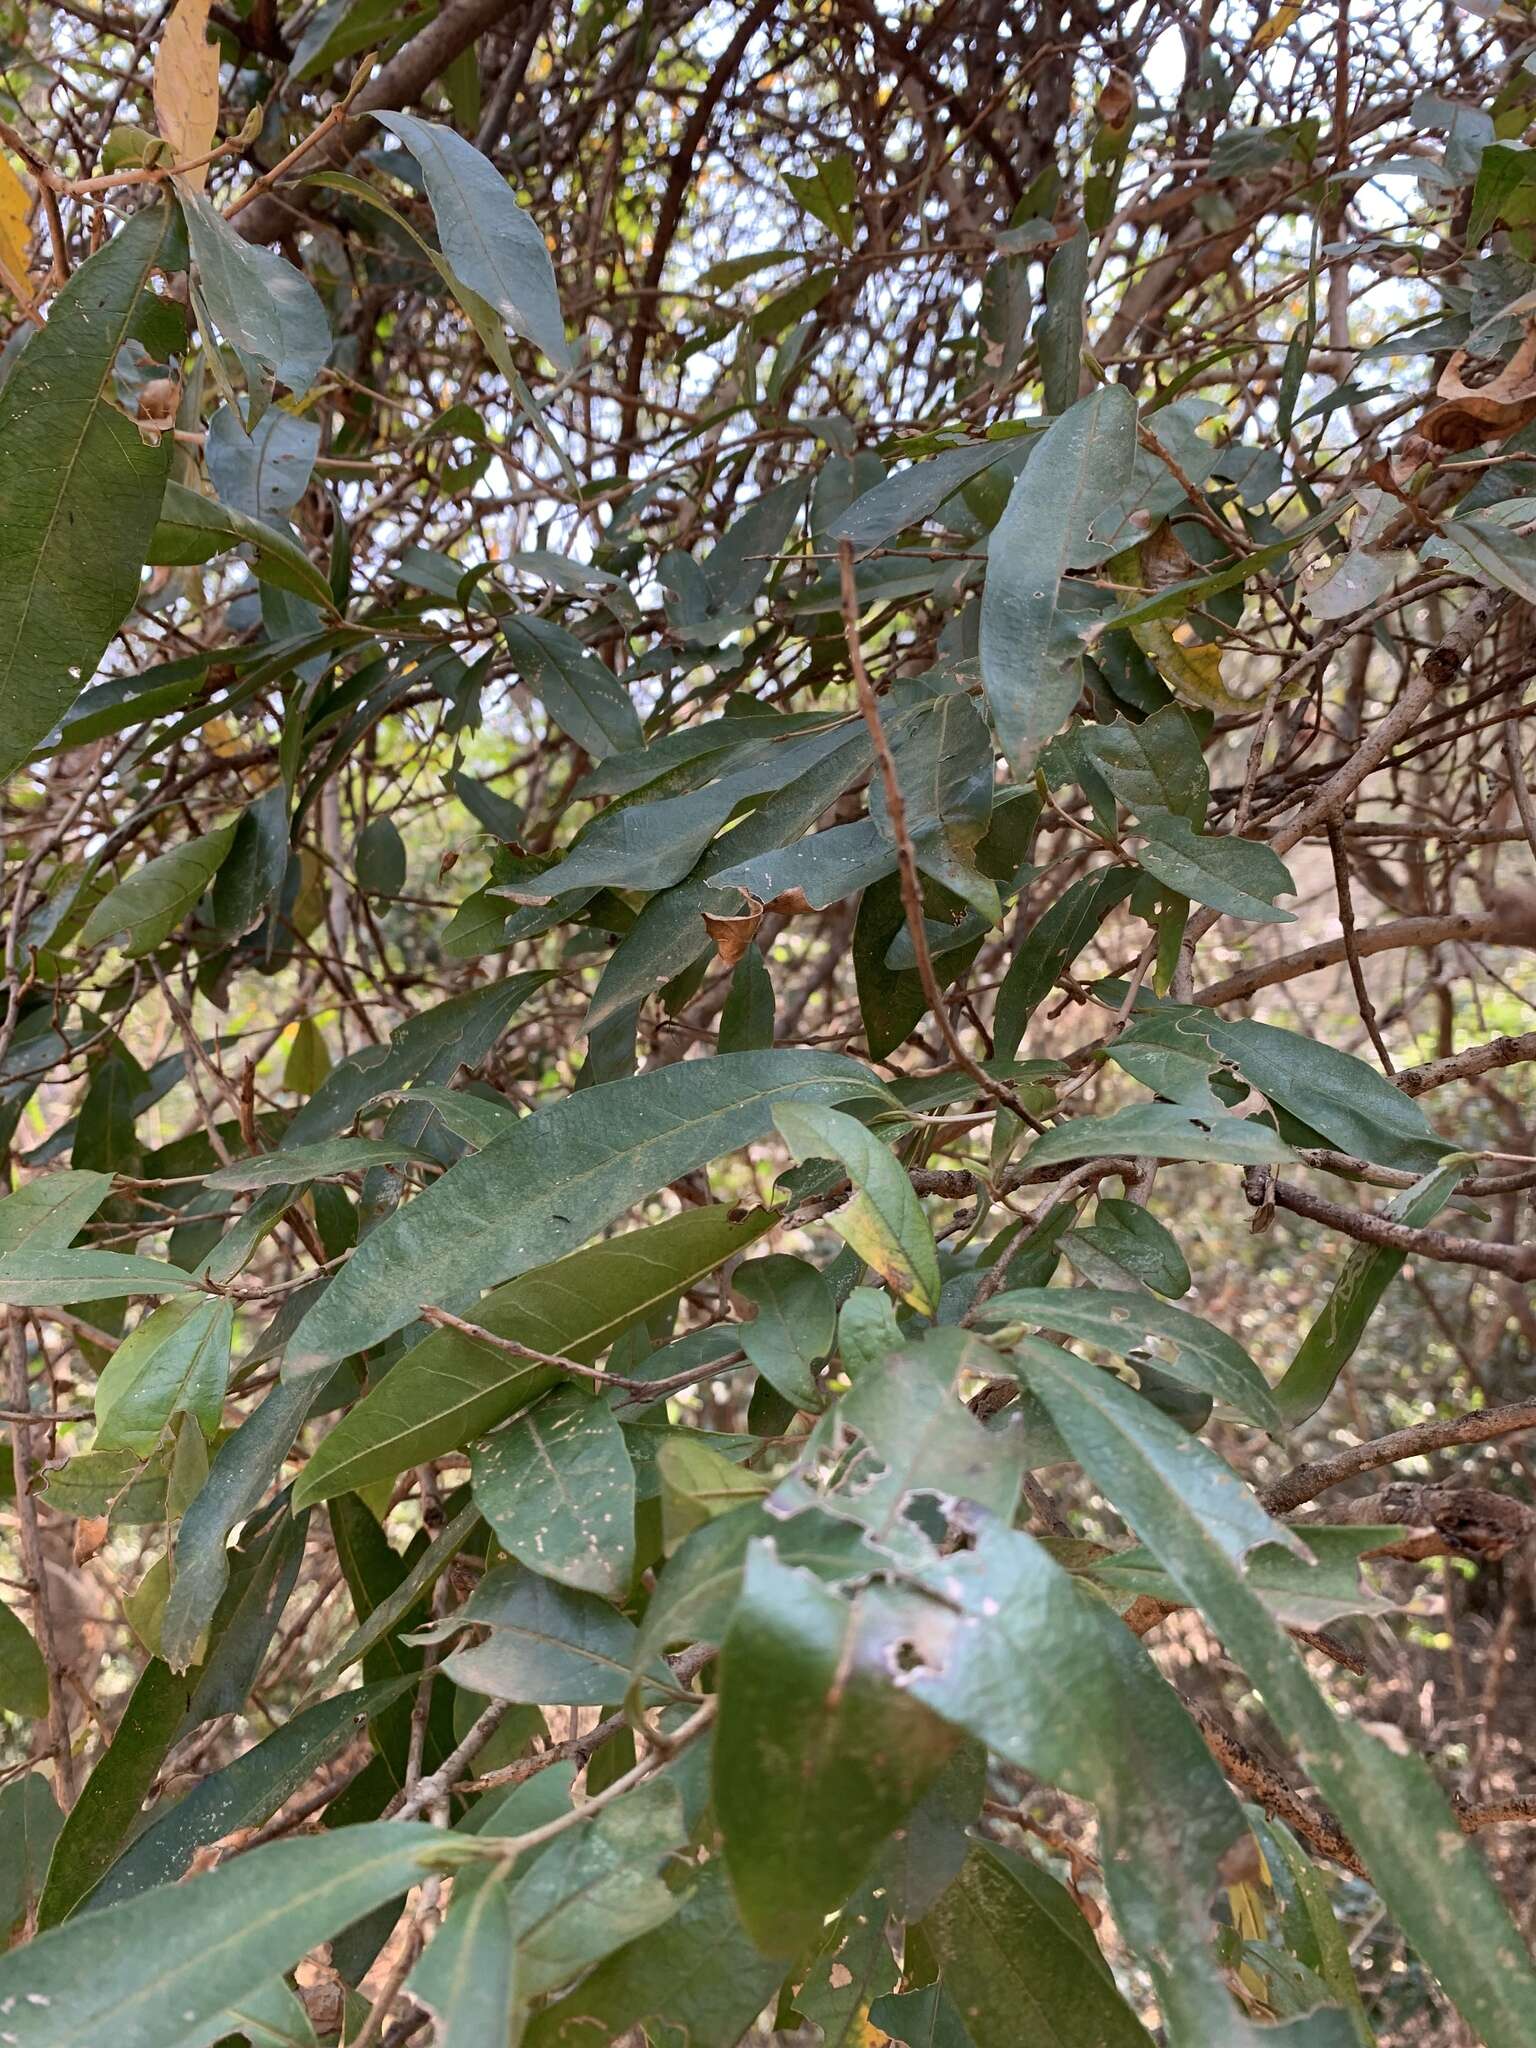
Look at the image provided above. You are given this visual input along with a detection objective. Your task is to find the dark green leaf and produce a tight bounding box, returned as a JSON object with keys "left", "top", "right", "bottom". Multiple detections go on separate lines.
{"left": 79, "top": 824, "right": 238, "bottom": 957}
{"left": 735, "top": 1252, "right": 836, "bottom": 1409}
{"left": 472, "top": 1387, "right": 636, "bottom": 1596}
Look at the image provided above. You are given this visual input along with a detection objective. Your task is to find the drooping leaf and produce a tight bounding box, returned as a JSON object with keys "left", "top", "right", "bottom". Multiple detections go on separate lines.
{"left": 1020, "top": 1342, "right": 1536, "bottom": 2048}
{"left": 994, "top": 867, "right": 1137, "bottom": 1057}
{"left": 0, "top": 1593, "right": 47, "bottom": 1719}
{"left": 179, "top": 187, "right": 330, "bottom": 422}
{"left": 1272, "top": 1159, "right": 1468, "bottom": 1423}
{"left": 147, "top": 481, "right": 335, "bottom": 609}
{"left": 375, "top": 112, "right": 571, "bottom": 369}
{"left": 715, "top": 1541, "right": 960, "bottom": 1957}
{"left": 922, "top": 1845, "right": 1154, "bottom": 2047}
{"left": 773, "top": 1100, "right": 940, "bottom": 1313}
{"left": 0, "top": 205, "right": 179, "bottom": 781}
{"left": 287, "top": 1051, "right": 884, "bottom": 1375}
{"left": 979, "top": 385, "right": 1136, "bottom": 779}
{"left": 204, "top": 1138, "right": 433, "bottom": 1191}
{"left": 78, "top": 822, "right": 238, "bottom": 957}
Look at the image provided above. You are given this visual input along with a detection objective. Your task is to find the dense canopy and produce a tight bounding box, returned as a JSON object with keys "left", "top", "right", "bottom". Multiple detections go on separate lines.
{"left": 4, "top": 0, "right": 1536, "bottom": 2042}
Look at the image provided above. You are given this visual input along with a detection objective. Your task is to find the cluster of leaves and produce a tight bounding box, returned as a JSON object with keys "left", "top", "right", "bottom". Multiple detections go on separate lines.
{"left": 5, "top": 0, "right": 1536, "bottom": 2042}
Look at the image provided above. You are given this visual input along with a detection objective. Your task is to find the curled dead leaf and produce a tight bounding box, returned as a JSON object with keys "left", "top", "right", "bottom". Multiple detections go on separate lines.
{"left": 765, "top": 887, "right": 812, "bottom": 916}
{"left": 703, "top": 890, "right": 764, "bottom": 966}
{"left": 72, "top": 1514, "right": 109, "bottom": 1567}
{"left": 1420, "top": 331, "right": 1536, "bottom": 452}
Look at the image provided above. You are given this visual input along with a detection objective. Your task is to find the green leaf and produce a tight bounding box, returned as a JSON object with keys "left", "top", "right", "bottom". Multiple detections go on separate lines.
{"left": 715, "top": 1541, "right": 961, "bottom": 1957}
{"left": 310, "top": 1498, "right": 480, "bottom": 1694}
{"left": 284, "top": 974, "right": 549, "bottom": 1147}
{"left": 0, "top": 205, "right": 178, "bottom": 782}
{"left": 979, "top": 385, "right": 1136, "bottom": 779}
{"left": 1273, "top": 1160, "right": 1468, "bottom": 1423}
{"left": 408, "top": 1561, "right": 664, "bottom": 1704}
{"left": 204, "top": 403, "right": 320, "bottom": 525}
{"left": 1038, "top": 227, "right": 1089, "bottom": 416}
{"left": 873, "top": 691, "right": 999, "bottom": 921}
{"left": 0, "top": 1249, "right": 201, "bottom": 1305}
{"left": 1070, "top": 1197, "right": 1190, "bottom": 1298}
{"left": 773, "top": 1099, "right": 940, "bottom": 1313}
{"left": 36, "top": 1658, "right": 195, "bottom": 1927}
{"left": 1088, "top": 1526, "right": 1399, "bottom": 1632}
{"left": 78, "top": 823, "right": 238, "bottom": 957}
{"left": 994, "top": 867, "right": 1137, "bottom": 1057}
{"left": 161, "top": 1377, "right": 317, "bottom": 1669}
{"left": 94, "top": 1295, "right": 233, "bottom": 1454}
{"left": 375, "top": 112, "right": 571, "bottom": 369}
{"left": 1205, "top": 1014, "right": 1455, "bottom": 1174}
{"left": 523, "top": 1856, "right": 783, "bottom": 2048}
{"left": 718, "top": 943, "right": 775, "bottom": 1051}
{"left": 0, "top": 1823, "right": 480, "bottom": 2048}
{"left": 179, "top": 188, "right": 330, "bottom": 423}
{"left": 204, "top": 1138, "right": 433, "bottom": 1191}
{"left": 973, "top": 1289, "right": 1280, "bottom": 1428}
{"left": 1080, "top": 705, "right": 1209, "bottom": 825}
{"left": 828, "top": 441, "right": 1022, "bottom": 552}
{"left": 1019, "top": 1344, "right": 1536, "bottom": 2048}
{"left": 0, "top": 1593, "right": 47, "bottom": 1719}
{"left": 87, "top": 1683, "right": 412, "bottom": 1910}
{"left": 0, "top": 1776, "right": 62, "bottom": 1944}
{"left": 0, "top": 1172, "right": 112, "bottom": 1256}
{"left": 1135, "top": 813, "right": 1296, "bottom": 923}
{"left": 1021, "top": 1102, "right": 1292, "bottom": 1172}
{"left": 287, "top": 1051, "right": 884, "bottom": 1375}
{"left": 498, "top": 615, "right": 642, "bottom": 760}
{"left": 632, "top": 1501, "right": 880, "bottom": 1679}
{"left": 735, "top": 1252, "right": 836, "bottom": 1409}
{"left": 922, "top": 1845, "right": 1155, "bottom": 2047}
{"left": 783, "top": 152, "right": 857, "bottom": 244}
{"left": 802, "top": 1337, "right": 1023, "bottom": 1556}
{"left": 293, "top": 1205, "right": 773, "bottom": 1506}
{"left": 147, "top": 481, "right": 335, "bottom": 608}
{"left": 657, "top": 1434, "right": 770, "bottom": 1552}
{"left": 354, "top": 815, "right": 406, "bottom": 896}
{"left": 472, "top": 1387, "right": 636, "bottom": 1597}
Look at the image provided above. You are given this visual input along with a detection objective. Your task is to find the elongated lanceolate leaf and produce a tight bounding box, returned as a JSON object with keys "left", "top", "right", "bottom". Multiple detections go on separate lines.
{"left": 287, "top": 1051, "right": 884, "bottom": 1374}
{"left": 773, "top": 1100, "right": 940, "bottom": 1313}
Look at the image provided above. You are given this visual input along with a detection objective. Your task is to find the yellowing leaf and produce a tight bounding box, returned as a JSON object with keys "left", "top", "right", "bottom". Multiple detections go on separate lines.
{"left": 153, "top": 0, "right": 219, "bottom": 191}
{"left": 0, "top": 153, "right": 32, "bottom": 300}
{"left": 1253, "top": 0, "right": 1303, "bottom": 48}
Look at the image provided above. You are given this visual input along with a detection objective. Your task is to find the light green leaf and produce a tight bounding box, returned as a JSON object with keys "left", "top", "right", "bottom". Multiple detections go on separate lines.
{"left": 773, "top": 1099, "right": 940, "bottom": 1313}
{"left": 375, "top": 112, "right": 571, "bottom": 369}
{"left": 1088, "top": 1526, "right": 1399, "bottom": 1632}
{"left": 287, "top": 1051, "right": 884, "bottom": 1375}
{"left": 0, "top": 205, "right": 178, "bottom": 782}
{"left": 735, "top": 1252, "right": 836, "bottom": 1409}
{"left": 1273, "top": 1160, "right": 1468, "bottom": 1423}
{"left": 783, "top": 152, "right": 857, "bottom": 244}
{"left": 715, "top": 1542, "right": 960, "bottom": 1957}
{"left": 657, "top": 1434, "right": 771, "bottom": 1552}
{"left": 0, "top": 1824, "right": 480, "bottom": 2048}
{"left": 472, "top": 1387, "right": 636, "bottom": 1597}
{"left": 1135, "top": 813, "right": 1296, "bottom": 923}
{"left": 94, "top": 1296, "right": 233, "bottom": 1454}
{"left": 973, "top": 1288, "right": 1279, "bottom": 1428}
{"left": 78, "top": 823, "right": 238, "bottom": 957}
{"left": 979, "top": 385, "right": 1136, "bottom": 778}
{"left": 293, "top": 1205, "right": 773, "bottom": 1507}
{"left": 0, "top": 1250, "right": 201, "bottom": 1306}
